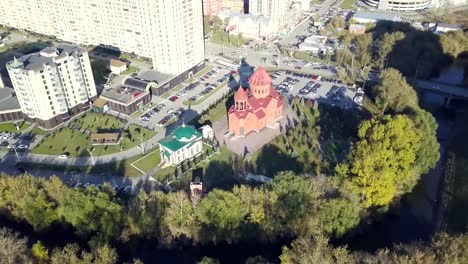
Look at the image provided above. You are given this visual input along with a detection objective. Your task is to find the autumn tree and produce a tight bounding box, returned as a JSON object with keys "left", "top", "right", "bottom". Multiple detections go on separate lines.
{"left": 161, "top": 191, "right": 198, "bottom": 242}
{"left": 336, "top": 115, "right": 421, "bottom": 208}
{"left": 0, "top": 228, "right": 33, "bottom": 264}
{"left": 50, "top": 243, "right": 117, "bottom": 264}
{"left": 280, "top": 235, "right": 356, "bottom": 264}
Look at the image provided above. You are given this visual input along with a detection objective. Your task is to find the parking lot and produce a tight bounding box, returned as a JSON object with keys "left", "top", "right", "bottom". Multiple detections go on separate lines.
{"left": 136, "top": 66, "right": 231, "bottom": 129}
{"left": 0, "top": 132, "right": 35, "bottom": 154}
{"left": 271, "top": 70, "right": 363, "bottom": 109}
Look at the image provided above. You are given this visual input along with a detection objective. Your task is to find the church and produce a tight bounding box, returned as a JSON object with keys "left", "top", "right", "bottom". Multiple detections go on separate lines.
{"left": 228, "top": 67, "right": 283, "bottom": 137}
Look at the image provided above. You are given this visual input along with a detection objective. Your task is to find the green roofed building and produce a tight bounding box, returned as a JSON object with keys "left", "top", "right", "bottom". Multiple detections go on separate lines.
{"left": 158, "top": 124, "right": 203, "bottom": 166}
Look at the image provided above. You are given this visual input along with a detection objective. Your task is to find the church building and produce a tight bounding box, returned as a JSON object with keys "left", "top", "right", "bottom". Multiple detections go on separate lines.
{"left": 228, "top": 67, "right": 283, "bottom": 137}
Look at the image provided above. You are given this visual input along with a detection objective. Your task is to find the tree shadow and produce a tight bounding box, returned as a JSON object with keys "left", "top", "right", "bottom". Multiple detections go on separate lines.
{"left": 253, "top": 144, "right": 301, "bottom": 177}
{"left": 204, "top": 160, "right": 240, "bottom": 191}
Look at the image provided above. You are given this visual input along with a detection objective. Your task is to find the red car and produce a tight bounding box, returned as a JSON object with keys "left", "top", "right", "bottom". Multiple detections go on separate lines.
{"left": 169, "top": 95, "right": 178, "bottom": 102}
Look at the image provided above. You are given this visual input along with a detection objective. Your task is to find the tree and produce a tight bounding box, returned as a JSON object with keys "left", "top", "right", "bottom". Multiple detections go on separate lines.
{"left": 373, "top": 68, "right": 418, "bottom": 114}
{"left": 318, "top": 198, "right": 361, "bottom": 237}
{"left": 162, "top": 191, "right": 198, "bottom": 241}
{"left": 265, "top": 172, "right": 323, "bottom": 238}
{"left": 197, "top": 256, "right": 221, "bottom": 264}
{"left": 0, "top": 228, "right": 32, "bottom": 264}
{"left": 50, "top": 244, "right": 117, "bottom": 264}
{"left": 337, "top": 115, "right": 421, "bottom": 208}
{"left": 440, "top": 30, "right": 468, "bottom": 59}
{"left": 125, "top": 191, "right": 167, "bottom": 239}
{"left": 58, "top": 187, "right": 123, "bottom": 242}
{"left": 280, "top": 235, "right": 355, "bottom": 264}
{"left": 32, "top": 241, "right": 49, "bottom": 263}
{"left": 411, "top": 109, "right": 440, "bottom": 175}
{"left": 376, "top": 32, "right": 405, "bottom": 70}
{"left": 353, "top": 33, "right": 372, "bottom": 69}
{"left": 197, "top": 189, "right": 248, "bottom": 243}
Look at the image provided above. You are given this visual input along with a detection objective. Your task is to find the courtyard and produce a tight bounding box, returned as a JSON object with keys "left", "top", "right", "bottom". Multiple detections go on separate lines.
{"left": 31, "top": 112, "right": 156, "bottom": 157}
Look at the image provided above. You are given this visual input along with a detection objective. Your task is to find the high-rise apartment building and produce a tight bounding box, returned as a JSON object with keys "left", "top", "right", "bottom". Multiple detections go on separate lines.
{"left": 203, "top": 0, "right": 222, "bottom": 16}
{"left": 0, "top": 0, "right": 205, "bottom": 76}
{"left": 221, "top": 0, "right": 245, "bottom": 12}
{"left": 249, "top": 0, "right": 288, "bottom": 30}
{"left": 6, "top": 45, "right": 97, "bottom": 129}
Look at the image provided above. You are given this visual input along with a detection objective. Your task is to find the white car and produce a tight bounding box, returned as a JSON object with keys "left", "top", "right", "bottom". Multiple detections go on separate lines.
{"left": 58, "top": 154, "right": 69, "bottom": 159}
{"left": 7, "top": 144, "right": 15, "bottom": 149}
{"left": 17, "top": 145, "right": 27, "bottom": 149}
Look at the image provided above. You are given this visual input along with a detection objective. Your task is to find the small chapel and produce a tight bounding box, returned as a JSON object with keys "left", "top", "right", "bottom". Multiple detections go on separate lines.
{"left": 228, "top": 67, "right": 283, "bottom": 137}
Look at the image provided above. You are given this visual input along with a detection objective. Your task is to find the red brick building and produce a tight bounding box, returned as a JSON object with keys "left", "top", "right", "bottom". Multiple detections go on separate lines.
{"left": 228, "top": 67, "right": 283, "bottom": 137}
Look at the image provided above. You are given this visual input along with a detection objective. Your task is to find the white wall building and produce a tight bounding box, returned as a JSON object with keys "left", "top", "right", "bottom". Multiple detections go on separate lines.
{"left": 218, "top": 10, "right": 275, "bottom": 39}
{"left": 363, "top": 0, "right": 467, "bottom": 11}
{"left": 6, "top": 45, "right": 97, "bottom": 129}
{"left": 0, "top": 0, "right": 205, "bottom": 76}
{"left": 158, "top": 125, "right": 203, "bottom": 166}
{"left": 249, "top": 0, "right": 288, "bottom": 31}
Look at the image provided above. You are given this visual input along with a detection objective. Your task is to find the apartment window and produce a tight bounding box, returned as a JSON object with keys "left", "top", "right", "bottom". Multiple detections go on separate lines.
{"left": 48, "top": 96, "right": 51, "bottom": 100}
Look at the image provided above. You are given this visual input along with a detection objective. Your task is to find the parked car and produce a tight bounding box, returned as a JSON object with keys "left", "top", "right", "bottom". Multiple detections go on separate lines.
{"left": 58, "top": 153, "right": 69, "bottom": 159}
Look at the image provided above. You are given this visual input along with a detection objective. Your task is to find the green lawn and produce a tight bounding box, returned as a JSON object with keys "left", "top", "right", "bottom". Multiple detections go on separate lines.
{"left": 132, "top": 149, "right": 161, "bottom": 173}
{"left": 32, "top": 112, "right": 155, "bottom": 157}
{"left": 183, "top": 82, "right": 227, "bottom": 106}
{"left": 193, "top": 66, "right": 214, "bottom": 79}
{"left": 119, "top": 53, "right": 147, "bottom": 63}
{"left": 210, "top": 31, "right": 248, "bottom": 48}
{"left": 0, "top": 121, "right": 30, "bottom": 132}
{"left": 91, "top": 59, "right": 110, "bottom": 85}
{"left": 123, "top": 65, "right": 139, "bottom": 75}
{"left": 196, "top": 93, "right": 232, "bottom": 125}
{"left": 340, "top": 0, "right": 357, "bottom": 10}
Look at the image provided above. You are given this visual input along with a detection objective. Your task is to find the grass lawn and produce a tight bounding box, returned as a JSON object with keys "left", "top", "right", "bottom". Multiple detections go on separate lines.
{"left": 131, "top": 149, "right": 161, "bottom": 173}
{"left": 183, "top": 82, "right": 227, "bottom": 106}
{"left": 0, "top": 121, "right": 30, "bottom": 132}
{"left": 340, "top": 0, "right": 357, "bottom": 10}
{"left": 130, "top": 110, "right": 143, "bottom": 118}
{"left": 32, "top": 112, "right": 155, "bottom": 157}
{"left": 91, "top": 59, "right": 110, "bottom": 85}
{"left": 293, "top": 51, "right": 323, "bottom": 63}
{"left": 123, "top": 65, "right": 139, "bottom": 75}
{"left": 193, "top": 66, "right": 213, "bottom": 79}
{"left": 196, "top": 93, "right": 232, "bottom": 125}
{"left": 120, "top": 53, "right": 146, "bottom": 63}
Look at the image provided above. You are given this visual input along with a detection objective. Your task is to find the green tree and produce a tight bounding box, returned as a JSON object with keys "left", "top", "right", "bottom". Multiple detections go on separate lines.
{"left": 373, "top": 68, "right": 418, "bottom": 114}
{"left": 337, "top": 115, "right": 421, "bottom": 208}
{"left": 376, "top": 32, "right": 405, "bottom": 70}
{"left": 32, "top": 241, "right": 49, "bottom": 263}
{"left": 125, "top": 191, "right": 167, "bottom": 239}
{"left": 197, "top": 189, "right": 248, "bottom": 243}
{"left": 265, "top": 172, "right": 323, "bottom": 237}
{"left": 162, "top": 191, "right": 198, "bottom": 241}
{"left": 353, "top": 33, "right": 372, "bottom": 69}
{"left": 411, "top": 109, "right": 440, "bottom": 174}
{"left": 58, "top": 187, "right": 123, "bottom": 242}
{"left": 318, "top": 198, "right": 361, "bottom": 237}
{"left": 197, "top": 256, "right": 221, "bottom": 264}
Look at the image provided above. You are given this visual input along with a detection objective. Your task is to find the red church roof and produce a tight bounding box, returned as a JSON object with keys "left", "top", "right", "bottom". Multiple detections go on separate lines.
{"left": 248, "top": 67, "right": 272, "bottom": 86}
{"left": 234, "top": 87, "right": 248, "bottom": 101}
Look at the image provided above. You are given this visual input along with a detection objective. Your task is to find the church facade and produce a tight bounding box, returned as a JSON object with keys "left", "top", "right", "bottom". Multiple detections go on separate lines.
{"left": 228, "top": 67, "right": 283, "bottom": 137}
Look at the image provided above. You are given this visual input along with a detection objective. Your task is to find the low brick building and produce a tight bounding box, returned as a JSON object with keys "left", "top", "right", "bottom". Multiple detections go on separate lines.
{"left": 228, "top": 67, "right": 283, "bottom": 137}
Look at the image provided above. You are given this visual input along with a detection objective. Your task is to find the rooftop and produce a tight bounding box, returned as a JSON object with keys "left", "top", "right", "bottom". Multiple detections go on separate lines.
{"left": 110, "top": 59, "right": 127, "bottom": 67}
{"left": 0, "top": 88, "right": 21, "bottom": 112}
{"left": 138, "top": 70, "right": 173, "bottom": 85}
{"left": 248, "top": 67, "right": 272, "bottom": 86}
{"left": 7, "top": 44, "right": 87, "bottom": 71}
{"left": 100, "top": 85, "right": 149, "bottom": 104}
{"left": 123, "top": 77, "right": 155, "bottom": 91}
{"left": 352, "top": 11, "right": 402, "bottom": 22}
{"left": 159, "top": 125, "right": 202, "bottom": 151}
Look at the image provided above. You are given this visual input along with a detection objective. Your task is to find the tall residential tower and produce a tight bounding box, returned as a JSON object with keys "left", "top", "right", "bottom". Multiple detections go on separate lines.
{"left": 6, "top": 45, "right": 97, "bottom": 129}
{"left": 0, "top": 0, "right": 205, "bottom": 76}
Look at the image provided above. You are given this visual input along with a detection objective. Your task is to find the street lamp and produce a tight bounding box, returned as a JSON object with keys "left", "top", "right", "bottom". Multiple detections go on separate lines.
{"left": 137, "top": 134, "right": 146, "bottom": 154}
{"left": 87, "top": 148, "right": 95, "bottom": 166}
